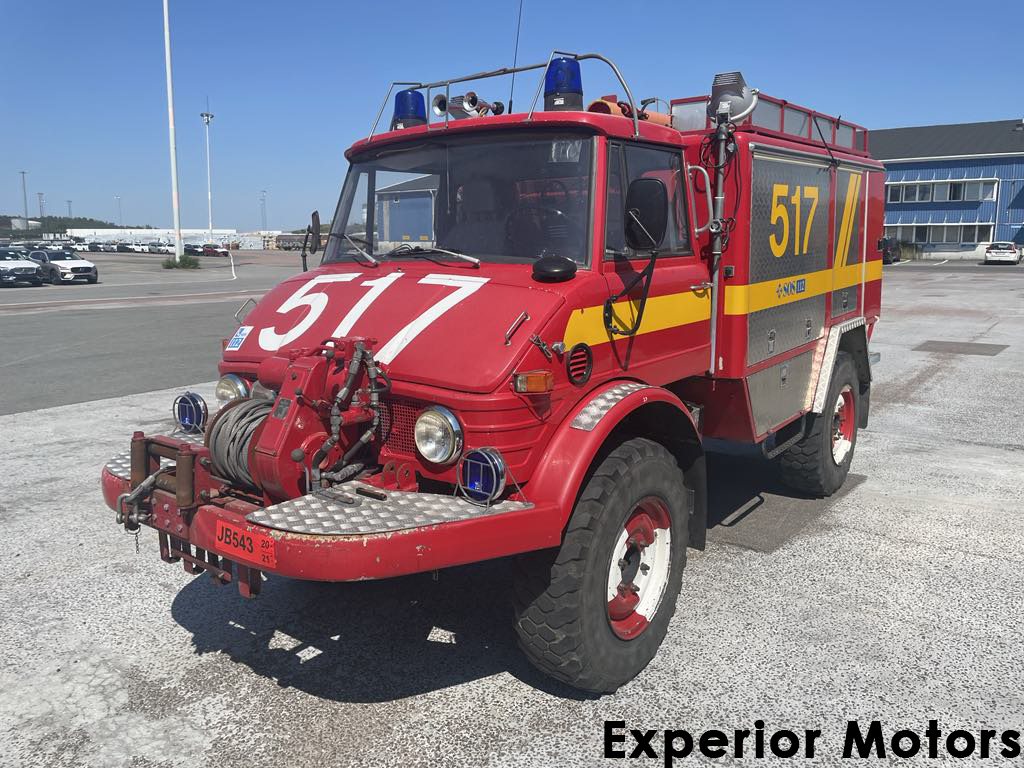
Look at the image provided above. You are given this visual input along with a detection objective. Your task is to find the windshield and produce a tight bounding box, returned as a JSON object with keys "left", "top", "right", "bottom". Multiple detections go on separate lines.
{"left": 324, "top": 131, "right": 594, "bottom": 265}
{"left": 48, "top": 252, "right": 76, "bottom": 261}
{"left": 0, "top": 252, "right": 27, "bottom": 261}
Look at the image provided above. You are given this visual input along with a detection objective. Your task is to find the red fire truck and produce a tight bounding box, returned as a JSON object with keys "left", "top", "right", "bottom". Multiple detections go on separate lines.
{"left": 102, "top": 53, "right": 883, "bottom": 693}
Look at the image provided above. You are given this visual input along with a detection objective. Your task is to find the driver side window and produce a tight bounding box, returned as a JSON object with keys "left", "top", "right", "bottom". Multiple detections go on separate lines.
{"left": 605, "top": 143, "right": 691, "bottom": 259}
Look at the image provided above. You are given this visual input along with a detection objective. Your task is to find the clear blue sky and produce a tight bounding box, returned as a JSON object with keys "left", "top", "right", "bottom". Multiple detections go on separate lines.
{"left": 2, "top": 0, "right": 1021, "bottom": 231}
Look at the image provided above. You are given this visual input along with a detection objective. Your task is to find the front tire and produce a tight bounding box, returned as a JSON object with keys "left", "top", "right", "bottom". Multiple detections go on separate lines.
{"left": 512, "top": 437, "right": 689, "bottom": 693}
{"left": 780, "top": 351, "right": 860, "bottom": 496}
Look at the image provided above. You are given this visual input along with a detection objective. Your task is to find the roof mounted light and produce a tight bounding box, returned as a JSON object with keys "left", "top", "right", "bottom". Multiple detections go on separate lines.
{"left": 544, "top": 56, "right": 583, "bottom": 111}
{"left": 391, "top": 89, "right": 426, "bottom": 130}
{"left": 707, "top": 71, "right": 759, "bottom": 124}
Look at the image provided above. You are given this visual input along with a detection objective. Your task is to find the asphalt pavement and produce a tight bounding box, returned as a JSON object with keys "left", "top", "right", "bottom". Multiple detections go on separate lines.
{"left": 0, "top": 258, "right": 1022, "bottom": 767}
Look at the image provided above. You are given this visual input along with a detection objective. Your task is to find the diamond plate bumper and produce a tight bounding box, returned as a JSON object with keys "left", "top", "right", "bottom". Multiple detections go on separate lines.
{"left": 247, "top": 483, "right": 531, "bottom": 536}
{"left": 101, "top": 446, "right": 560, "bottom": 583}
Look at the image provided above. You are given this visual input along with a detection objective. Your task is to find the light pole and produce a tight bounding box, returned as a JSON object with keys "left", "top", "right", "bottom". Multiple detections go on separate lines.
{"left": 19, "top": 171, "right": 28, "bottom": 220}
{"left": 115, "top": 195, "right": 123, "bottom": 227}
{"left": 201, "top": 107, "right": 214, "bottom": 242}
{"left": 162, "top": 0, "right": 183, "bottom": 263}
{"left": 260, "top": 190, "right": 267, "bottom": 231}
{"left": 66, "top": 200, "right": 73, "bottom": 217}
{"left": 37, "top": 192, "right": 45, "bottom": 218}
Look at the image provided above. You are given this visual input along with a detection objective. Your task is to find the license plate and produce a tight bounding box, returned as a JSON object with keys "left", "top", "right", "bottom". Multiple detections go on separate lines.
{"left": 214, "top": 519, "right": 277, "bottom": 568}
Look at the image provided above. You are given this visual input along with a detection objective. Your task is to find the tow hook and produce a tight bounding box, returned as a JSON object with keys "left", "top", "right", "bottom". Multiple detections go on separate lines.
{"left": 115, "top": 467, "right": 169, "bottom": 531}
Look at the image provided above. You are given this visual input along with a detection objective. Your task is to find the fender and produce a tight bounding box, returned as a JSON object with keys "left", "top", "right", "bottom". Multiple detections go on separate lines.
{"left": 527, "top": 380, "right": 707, "bottom": 550}
{"left": 812, "top": 317, "right": 872, "bottom": 428}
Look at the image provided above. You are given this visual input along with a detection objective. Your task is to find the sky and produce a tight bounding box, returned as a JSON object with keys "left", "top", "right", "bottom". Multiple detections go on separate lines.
{"left": 1, "top": 0, "right": 1021, "bottom": 232}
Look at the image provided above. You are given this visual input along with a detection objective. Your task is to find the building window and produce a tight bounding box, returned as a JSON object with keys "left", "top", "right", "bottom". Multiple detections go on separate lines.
{"left": 904, "top": 185, "right": 918, "bottom": 202}
{"left": 885, "top": 226, "right": 899, "bottom": 239}
{"left": 948, "top": 182, "right": 964, "bottom": 201}
{"left": 976, "top": 224, "right": 993, "bottom": 242}
{"left": 981, "top": 181, "right": 996, "bottom": 201}
{"left": 913, "top": 226, "right": 928, "bottom": 244}
{"left": 887, "top": 185, "right": 902, "bottom": 203}
{"left": 964, "top": 182, "right": 981, "bottom": 201}
{"left": 933, "top": 183, "right": 949, "bottom": 202}
{"left": 916, "top": 184, "right": 932, "bottom": 202}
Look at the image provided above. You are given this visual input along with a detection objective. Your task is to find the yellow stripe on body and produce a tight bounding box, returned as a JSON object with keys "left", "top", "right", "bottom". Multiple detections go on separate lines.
{"left": 563, "top": 289, "right": 711, "bottom": 348}
{"left": 724, "top": 258, "right": 882, "bottom": 316}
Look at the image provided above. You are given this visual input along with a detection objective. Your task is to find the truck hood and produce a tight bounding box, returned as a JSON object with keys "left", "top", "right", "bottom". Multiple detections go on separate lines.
{"left": 223, "top": 263, "right": 567, "bottom": 393}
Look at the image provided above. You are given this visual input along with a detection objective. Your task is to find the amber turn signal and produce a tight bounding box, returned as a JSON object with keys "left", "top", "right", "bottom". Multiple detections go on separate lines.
{"left": 512, "top": 370, "right": 554, "bottom": 393}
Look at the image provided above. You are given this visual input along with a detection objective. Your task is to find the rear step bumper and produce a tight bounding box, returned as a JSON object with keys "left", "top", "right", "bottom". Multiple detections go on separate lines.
{"left": 101, "top": 451, "right": 560, "bottom": 591}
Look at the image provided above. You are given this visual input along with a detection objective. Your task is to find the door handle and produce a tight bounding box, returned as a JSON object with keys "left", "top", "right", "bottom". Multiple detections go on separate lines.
{"left": 690, "top": 281, "right": 712, "bottom": 292}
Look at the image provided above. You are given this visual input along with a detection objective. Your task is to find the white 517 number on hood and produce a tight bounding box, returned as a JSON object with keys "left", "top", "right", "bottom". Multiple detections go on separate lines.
{"left": 256, "top": 273, "right": 488, "bottom": 361}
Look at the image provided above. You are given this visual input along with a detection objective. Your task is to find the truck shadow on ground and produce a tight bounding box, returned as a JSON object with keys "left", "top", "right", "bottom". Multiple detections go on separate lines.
{"left": 170, "top": 449, "right": 861, "bottom": 702}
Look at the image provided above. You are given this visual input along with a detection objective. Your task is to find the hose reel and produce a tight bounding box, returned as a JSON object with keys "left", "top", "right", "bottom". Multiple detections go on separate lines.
{"left": 206, "top": 398, "right": 272, "bottom": 491}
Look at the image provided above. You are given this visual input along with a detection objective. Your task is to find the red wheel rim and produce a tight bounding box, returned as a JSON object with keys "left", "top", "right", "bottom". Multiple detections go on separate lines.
{"left": 606, "top": 497, "right": 672, "bottom": 640}
{"left": 831, "top": 386, "right": 855, "bottom": 465}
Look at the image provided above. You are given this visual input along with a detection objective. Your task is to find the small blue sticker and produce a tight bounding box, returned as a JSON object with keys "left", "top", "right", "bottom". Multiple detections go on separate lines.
{"left": 226, "top": 325, "right": 253, "bottom": 351}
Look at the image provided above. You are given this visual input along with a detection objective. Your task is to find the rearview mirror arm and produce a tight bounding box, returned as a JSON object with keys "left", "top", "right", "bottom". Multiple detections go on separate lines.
{"left": 602, "top": 246, "right": 658, "bottom": 337}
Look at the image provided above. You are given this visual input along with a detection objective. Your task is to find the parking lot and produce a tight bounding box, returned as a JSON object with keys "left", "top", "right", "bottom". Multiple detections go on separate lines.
{"left": 0, "top": 256, "right": 1022, "bottom": 767}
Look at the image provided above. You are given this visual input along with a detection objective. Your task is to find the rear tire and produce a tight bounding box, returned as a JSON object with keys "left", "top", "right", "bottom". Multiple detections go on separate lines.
{"left": 512, "top": 437, "right": 689, "bottom": 693}
{"left": 780, "top": 351, "right": 860, "bottom": 496}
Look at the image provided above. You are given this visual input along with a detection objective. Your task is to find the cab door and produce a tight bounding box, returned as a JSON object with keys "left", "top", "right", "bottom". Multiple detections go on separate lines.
{"left": 600, "top": 141, "right": 711, "bottom": 383}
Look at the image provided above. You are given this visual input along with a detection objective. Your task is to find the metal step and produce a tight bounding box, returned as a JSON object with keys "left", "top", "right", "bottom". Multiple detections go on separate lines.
{"left": 246, "top": 482, "right": 531, "bottom": 536}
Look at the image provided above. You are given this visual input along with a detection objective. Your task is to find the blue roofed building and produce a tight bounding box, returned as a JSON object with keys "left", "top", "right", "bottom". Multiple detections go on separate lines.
{"left": 871, "top": 119, "right": 1024, "bottom": 258}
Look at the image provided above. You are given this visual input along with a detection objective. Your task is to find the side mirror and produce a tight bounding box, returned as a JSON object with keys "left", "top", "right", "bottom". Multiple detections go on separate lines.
{"left": 876, "top": 236, "right": 889, "bottom": 251}
{"left": 624, "top": 178, "right": 668, "bottom": 251}
{"left": 309, "top": 210, "right": 322, "bottom": 254}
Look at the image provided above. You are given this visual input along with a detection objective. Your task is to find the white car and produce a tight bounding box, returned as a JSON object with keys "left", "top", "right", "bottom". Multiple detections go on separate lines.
{"left": 984, "top": 242, "right": 1022, "bottom": 264}
{"left": 29, "top": 250, "right": 99, "bottom": 284}
{"left": 129, "top": 243, "right": 149, "bottom": 254}
{"left": 0, "top": 249, "right": 44, "bottom": 286}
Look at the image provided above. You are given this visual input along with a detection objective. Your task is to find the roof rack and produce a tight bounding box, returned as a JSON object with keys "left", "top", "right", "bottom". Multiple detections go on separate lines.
{"left": 367, "top": 51, "right": 641, "bottom": 142}
{"left": 670, "top": 93, "right": 870, "bottom": 155}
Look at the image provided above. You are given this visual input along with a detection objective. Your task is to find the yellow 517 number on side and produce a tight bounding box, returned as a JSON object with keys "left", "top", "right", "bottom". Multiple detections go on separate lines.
{"left": 769, "top": 183, "right": 819, "bottom": 258}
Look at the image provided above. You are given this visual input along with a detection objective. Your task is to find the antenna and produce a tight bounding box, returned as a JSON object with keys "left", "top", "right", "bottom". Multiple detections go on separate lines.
{"left": 508, "top": 0, "right": 524, "bottom": 112}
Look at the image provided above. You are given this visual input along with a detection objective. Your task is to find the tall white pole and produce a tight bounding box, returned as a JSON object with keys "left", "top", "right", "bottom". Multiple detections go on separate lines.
{"left": 201, "top": 110, "right": 214, "bottom": 242}
{"left": 162, "top": 0, "right": 183, "bottom": 263}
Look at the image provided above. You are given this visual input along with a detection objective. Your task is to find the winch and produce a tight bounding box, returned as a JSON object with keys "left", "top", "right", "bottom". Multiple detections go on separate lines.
{"left": 205, "top": 338, "right": 387, "bottom": 503}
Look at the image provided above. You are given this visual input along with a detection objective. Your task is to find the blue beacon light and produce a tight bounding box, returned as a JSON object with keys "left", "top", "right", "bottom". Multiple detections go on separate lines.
{"left": 543, "top": 57, "right": 583, "bottom": 111}
{"left": 391, "top": 89, "right": 426, "bottom": 130}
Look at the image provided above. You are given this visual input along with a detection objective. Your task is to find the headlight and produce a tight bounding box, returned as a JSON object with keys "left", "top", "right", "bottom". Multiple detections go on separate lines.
{"left": 414, "top": 406, "right": 463, "bottom": 464}
{"left": 215, "top": 373, "right": 251, "bottom": 402}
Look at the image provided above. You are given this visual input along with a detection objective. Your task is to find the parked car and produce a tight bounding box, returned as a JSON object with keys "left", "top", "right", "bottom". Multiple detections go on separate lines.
{"left": 100, "top": 242, "right": 117, "bottom": 252}
{"left": 88, "top": 242, "right": 103, "bottom": 252}
{"left": 0, "top": 249, "right": 44, "bottom": 286}
{"left": 29, "top": 250, "right": 98, "bottom": 284}
{"left": 984, "top": 241, "right": 1022, "bottom": 265}
{"left": 183, "top": 244, "right": 203, "bottom": 256}
{"left": 129, "top": 242, "right": 149, "bottom": 254}
{"left": 117, "top": 241, "right": 135, "bottom": 253}
{"left": 202, "top": 243, "right": 229, "bottom": 257}
{"left": 146, "top": 242, "right": 164, "bottom": 253}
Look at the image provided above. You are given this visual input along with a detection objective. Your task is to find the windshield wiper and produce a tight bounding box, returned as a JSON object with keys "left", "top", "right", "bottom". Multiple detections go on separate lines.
{"left": 386, "top": 243, "right": 480, "bottom": 266}
{"left": 341, "top": 233, "right": 379, "bottom": 266}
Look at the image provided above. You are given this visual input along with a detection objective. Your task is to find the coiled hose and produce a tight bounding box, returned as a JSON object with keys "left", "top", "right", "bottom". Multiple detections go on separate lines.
{"left": 207, "top": 398, "right": 272, "bottom": 490}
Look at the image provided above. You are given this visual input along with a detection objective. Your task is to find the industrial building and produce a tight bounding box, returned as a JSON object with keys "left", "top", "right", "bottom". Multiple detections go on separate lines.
{"left": 872, "top": 119, "right": 1024, "bottom": 258}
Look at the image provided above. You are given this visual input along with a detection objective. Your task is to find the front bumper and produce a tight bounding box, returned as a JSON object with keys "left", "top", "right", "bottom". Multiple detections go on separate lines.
{"left": 102, "top": 434, "right": 559, "bottom": 594}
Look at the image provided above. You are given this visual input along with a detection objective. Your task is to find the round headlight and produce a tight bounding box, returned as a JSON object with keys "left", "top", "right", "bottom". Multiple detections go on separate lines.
{"left": 215, "top": 374, "right": 250, "bottom": 403}
{"left": 414, "top": 407, "right": 463, "bottom": 464}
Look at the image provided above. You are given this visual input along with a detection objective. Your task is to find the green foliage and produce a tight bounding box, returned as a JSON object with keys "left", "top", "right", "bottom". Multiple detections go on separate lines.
{"left": 162, "top": 254, "right": 201, "bottom": 269}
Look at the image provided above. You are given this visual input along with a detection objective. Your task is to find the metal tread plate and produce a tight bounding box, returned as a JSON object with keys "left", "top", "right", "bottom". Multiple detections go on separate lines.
{"left": 246, "top": 482, "right": 532, "bottom": 536}
{"left": 570, "top": 381, "right": 650, "bottom": 431}
{"left": 103, "top": 432, "right": 204, "bottom": 481}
